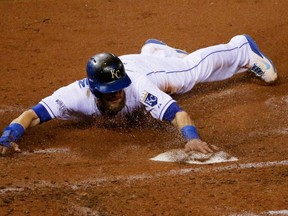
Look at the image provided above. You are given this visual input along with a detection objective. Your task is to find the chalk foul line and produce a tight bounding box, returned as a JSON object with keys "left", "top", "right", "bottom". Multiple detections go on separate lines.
{"left": 1, "top": 159, "right": 287, "bottom": 195}
{"left": 21, "top": 148, "right": 70, "bottom": 155}
{"left": 0, "top": 159, "right": 287, "bottom": 216}
{"left": 230, "top": 209, "right": 288, "bottom": 215}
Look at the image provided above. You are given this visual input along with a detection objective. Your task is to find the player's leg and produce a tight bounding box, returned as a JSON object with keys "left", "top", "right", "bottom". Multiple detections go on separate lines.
{"left": 184, "top": 35, "right": 277, "bottom": 84}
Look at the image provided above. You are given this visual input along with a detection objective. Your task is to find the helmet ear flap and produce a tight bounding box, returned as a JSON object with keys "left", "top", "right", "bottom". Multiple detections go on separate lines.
{"left": 90, "top": 88, "right": 103, "bottom": 99}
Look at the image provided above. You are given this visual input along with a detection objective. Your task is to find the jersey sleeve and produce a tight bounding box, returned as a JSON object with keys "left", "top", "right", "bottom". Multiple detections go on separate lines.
{"left": 32, "top": 79, "right": 97, "bottom": 122}
{"left": 135, "top": 75, "right": 176, "bottom": 121}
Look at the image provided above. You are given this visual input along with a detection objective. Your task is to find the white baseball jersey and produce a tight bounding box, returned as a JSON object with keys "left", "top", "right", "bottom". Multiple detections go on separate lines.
{"left": 33, "top": 35, "right": 252, "bottom": 122}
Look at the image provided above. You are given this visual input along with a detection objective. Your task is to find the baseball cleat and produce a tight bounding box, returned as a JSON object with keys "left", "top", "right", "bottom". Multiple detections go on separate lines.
{"left": 244, "top": 34, "right": 277, "bottom": 83}
{"left": 145, "top": 39, "right": 167, "bottom": 46}
{"left": 144, "top": 39, "right": 189, "bottom": 56}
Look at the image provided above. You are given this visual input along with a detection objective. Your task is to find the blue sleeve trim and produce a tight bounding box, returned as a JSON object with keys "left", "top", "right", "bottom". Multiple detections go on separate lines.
{"left": 31, "top": 103, "right": 52, "bottom": 123}
{"left": 162, "top": 102, "right": 182, "bottom": 122}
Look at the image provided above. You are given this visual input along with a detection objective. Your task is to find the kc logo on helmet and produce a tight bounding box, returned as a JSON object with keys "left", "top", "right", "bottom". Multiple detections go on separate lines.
{"left": 110, "top": 69, "right": 121, "bottom": 79}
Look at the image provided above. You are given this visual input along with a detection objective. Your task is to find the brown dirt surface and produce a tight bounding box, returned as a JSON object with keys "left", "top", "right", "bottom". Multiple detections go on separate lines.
{"left": 0, "top": 0, "right": 288, "bottom": 215}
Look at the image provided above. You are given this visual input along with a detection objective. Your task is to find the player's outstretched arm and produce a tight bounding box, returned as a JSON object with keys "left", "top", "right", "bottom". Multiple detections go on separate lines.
{"left": 0, "top": 109, "right": 40, "bottom": 155}
{"left": 171, "top": 111, "right": 219, "bottom": 154}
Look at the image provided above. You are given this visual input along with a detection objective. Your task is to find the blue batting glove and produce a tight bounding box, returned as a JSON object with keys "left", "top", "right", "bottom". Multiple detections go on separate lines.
{"left": 0, "top": 130, "right": 13, "bottom": 148}
{"left": 0, "top": 123, "right": 25, "bottom": 148}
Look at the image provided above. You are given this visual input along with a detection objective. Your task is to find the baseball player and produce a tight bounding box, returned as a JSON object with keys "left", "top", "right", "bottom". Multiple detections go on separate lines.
{"left": 0, "top": 34, "right": 277, "bottom": 155}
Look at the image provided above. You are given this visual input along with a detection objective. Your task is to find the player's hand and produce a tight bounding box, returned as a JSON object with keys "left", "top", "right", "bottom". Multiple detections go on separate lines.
{"left": 184, "top": 139, "right": 219, "bottom": 154}
{"left": 0, "top": 142, "right": 21, "bottom": 155}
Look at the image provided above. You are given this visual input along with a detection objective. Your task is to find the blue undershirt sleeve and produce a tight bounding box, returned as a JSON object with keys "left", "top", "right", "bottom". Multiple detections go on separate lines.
{"left": 162, "top": 102, "right": 182, "bottom": 122}
{"left": 31, "top": 103, "right": 52, "bottom": 123}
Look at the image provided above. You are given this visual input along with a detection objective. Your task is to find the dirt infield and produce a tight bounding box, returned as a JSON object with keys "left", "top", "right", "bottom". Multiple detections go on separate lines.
{"left": 0, "top": 0, "right": 288, "bottom": 215}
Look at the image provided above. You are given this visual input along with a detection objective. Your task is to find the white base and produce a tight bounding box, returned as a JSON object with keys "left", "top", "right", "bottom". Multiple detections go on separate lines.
{"left": 150, "top": 149, "right": 238, "bottom": 164}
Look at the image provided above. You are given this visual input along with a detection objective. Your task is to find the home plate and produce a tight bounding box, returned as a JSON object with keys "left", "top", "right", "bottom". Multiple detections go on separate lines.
{"left": 150, "top": 149, "right": 238, "bottom": 164}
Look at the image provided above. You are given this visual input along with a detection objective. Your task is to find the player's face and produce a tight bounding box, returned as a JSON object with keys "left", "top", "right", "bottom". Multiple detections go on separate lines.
{"left": 97, "top": 90, "right": 126, "bottom": 116}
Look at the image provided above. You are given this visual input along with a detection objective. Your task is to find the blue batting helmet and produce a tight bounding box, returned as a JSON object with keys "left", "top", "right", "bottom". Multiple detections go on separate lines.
{"left": 86, "top": 53, "right": 131, "bottom": 97}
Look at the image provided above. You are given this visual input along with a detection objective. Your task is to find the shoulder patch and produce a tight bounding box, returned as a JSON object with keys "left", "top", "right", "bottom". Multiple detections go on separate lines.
{"left": 141, "top": 91, "right": 158, "bottom": 107}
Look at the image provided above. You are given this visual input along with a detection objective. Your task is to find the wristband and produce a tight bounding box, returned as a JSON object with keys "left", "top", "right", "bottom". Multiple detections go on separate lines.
{"left": 0, "top": 123, "right": 25, "bottom": 148}
{"left": 181, "top": 125, "right": 200, "bottom": 141}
